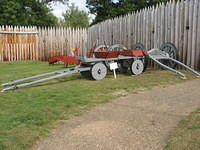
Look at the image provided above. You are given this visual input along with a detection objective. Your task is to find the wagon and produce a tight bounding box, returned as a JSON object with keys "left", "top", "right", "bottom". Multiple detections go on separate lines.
{"left": 1, "top": 43, "right": 200, "bottom": 92}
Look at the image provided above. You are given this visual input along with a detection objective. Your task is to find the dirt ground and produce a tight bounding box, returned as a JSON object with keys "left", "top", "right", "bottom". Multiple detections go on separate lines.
{"left": 32, "top": 79, "right": 200, "bottom": 150}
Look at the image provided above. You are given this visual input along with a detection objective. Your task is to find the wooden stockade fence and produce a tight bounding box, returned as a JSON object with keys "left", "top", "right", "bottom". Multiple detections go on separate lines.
{"left": 0, "top": 26, "right": 87, "bottom": 61}
{"left": 0, "top": 26, "right": 38, "bottom": 61}
{"left": 0, "top": 0, "right": 200, "bottom": 70}
{"left": 88, "top": 0, "right": 200, "bottom": 70}
{"left": 37, "top": 27, "right": 87, "bottom": 61}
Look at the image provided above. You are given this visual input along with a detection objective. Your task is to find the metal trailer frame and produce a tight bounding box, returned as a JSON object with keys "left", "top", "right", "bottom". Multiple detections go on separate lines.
{"left": 1, "top": 66, "right": 90, "bottom": 92}
{"left": 1, "top": 55, "right": 145, "bottom": 92}
{"left": 147, "top": 48, "right": 200, "bottom": 78}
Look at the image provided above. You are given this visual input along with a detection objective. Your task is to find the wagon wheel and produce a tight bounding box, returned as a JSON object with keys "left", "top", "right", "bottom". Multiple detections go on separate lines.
{"left": 133, "top": 43, "right": 145, "bottom": 49}
{"left": 108, "top": 44, "right": 127, "bottom": 51}
{"left": 160, "top": 43, "right": 178, "bottom": 69}
{"left": 94, "top": 45, "right": 109, "bottom": 52}
{"left": 130, "top": 59, "right": 144, "bottom": 75}
{"left": 133, "top": 43, "right": 148, "bottom": 72}
{"left": 91, "top": 63, "right": 107, "bottom": 80}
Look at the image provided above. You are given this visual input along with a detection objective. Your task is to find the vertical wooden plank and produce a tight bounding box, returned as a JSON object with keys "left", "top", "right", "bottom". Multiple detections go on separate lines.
{"left": 8, "top": 26, "right": 11, "bottom": 61}
{"left": 10, "top": 26, "right": 13, "bottom": 61}
{"left": 175, "top": 1, "right": 180, "bottom": 64}
{"left": 191, "top": 0, "right": 198, "bottom": 68}
{"left": 42, "top": 27, "right": 46, "bottom": 61}
{"left": 35, "top": 26, "right": 38, "bottom": 61}
{"left": 151, "top": 7, "right": 155, "bottom": 48}
{"left": 0, "top": 26, "right": 3, "bottom": 61}
{"left": 19, "top": 26, "right": 22, "bottom": 60}
{"left": 154, "top": 5, "right": 158, "bottom": 48}
{"left": 144, "top": 8, "right": 147, "bottom": 50}
{"left": 196, "top": 0, "right": 200, "bottom": 70}
{"left": 178, "top": 0, "right": 185, "bottom": 64}
{"left": 167, "top": 2, "right": 171, "bottom": 43}
{"left": 143, "top": 8, "right": 146, "bottom": 48}
{"left": 183, "top": 0, "right": 189, "bottom": 64}
{"left": 164, "top": 2, "right": 168, "bottom": 43}
{"left": 50, "top": 27, "right": 53, "bottom": 58}
{"left": 187, "top": 0, "right": 194, "bottom": 66}
{"left": 170, "top": 0, "right": 175, "bottom": 44}
{"left": 37, "top": 27, "right": 40, "bottom": 60}
{"left": 15, "top": 26, "right": 18, "bottom": 61}
{"left": 130, "top": 13, "right": 134, "bottom": 48}
{"left": 160, "top": 3, "right": 165, "bottom": 46}
{"left": 12, "top": 26, "right": 15, "bottom": 61}
{"left": 147, "top": 7, "right": 151, "bottom": 50}
{"left": 157, "top": 4, "right": 161, "bottom": 47}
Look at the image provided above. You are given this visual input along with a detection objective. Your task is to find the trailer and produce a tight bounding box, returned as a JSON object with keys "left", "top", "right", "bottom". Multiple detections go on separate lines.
{"left": 1, "top": 43, "right": 200, "bottom": 92}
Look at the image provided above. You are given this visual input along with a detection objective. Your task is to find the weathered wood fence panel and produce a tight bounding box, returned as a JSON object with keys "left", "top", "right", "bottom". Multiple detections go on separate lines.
{"left": 88, "top": 0, "right": 200, "bottom": 70}
{"left": 0, "top": 26, "right": 38, "bottom": 61}
{"left": 0, "top": 26, "right": 87, "bottom": 61}
{"left": 39, "top": 27, "right": 88, "bottom": 60}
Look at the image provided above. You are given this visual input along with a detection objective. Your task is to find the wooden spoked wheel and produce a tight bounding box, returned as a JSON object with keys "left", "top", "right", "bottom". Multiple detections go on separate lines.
{"left": 133, "top": 43, "right": 148, "bottom": 72}
{"left": 160, "top": 43, "right": 178, "bottom": 69}
{"left": 90, "top": 63, "right": 107, "bottom": 80}
{"left": 130, "top": 60, "right": 144, "bottom": 75}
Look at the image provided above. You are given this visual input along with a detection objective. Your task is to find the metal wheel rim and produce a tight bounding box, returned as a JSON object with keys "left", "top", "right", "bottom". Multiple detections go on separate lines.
{"left": 133, "top": 43, "right": 148, "bottom": 71}
{"left": 108, "top": 44, "right": 127, "bottom": 51}
{"left": 94, "top": 45, "right": 109, "bottom": 52}
{"left": 131, "top": 60, "right": 144, "bottom": 75}
{"left": 160, "top": 43, "right": 178, "bottom": 68}
{"left": 91, "top": 63, "right": 107, "bottom": 80}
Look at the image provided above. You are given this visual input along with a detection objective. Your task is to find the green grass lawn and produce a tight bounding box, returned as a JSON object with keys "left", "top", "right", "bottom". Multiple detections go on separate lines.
{"left": 164, "top": 109, "right": 200, "bottom": 150}
{"left": 0, "top": 61, "right": 196, "bottom": 150}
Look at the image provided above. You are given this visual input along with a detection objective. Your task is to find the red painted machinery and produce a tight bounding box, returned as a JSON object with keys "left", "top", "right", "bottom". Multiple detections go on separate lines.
{"left": 48, "top": 48, "right": 80, "bottom": 65}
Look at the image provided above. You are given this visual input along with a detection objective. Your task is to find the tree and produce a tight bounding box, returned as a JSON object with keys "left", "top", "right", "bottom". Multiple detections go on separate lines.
{"left": 62, "top": 3, "right": 89, "bottom": 28}
{"left": 0, "top": 0, "right": 62, "bottom": 26}
{"left": 86, "top": 0, "right": 170, "bottom": 25}
{"left": 86, "top": 0, "right": 115, "bottom": 25}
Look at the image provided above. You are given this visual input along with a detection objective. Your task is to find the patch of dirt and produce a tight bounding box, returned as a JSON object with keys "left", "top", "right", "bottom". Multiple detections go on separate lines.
{"left": 112, "top": 89, "right": 128, "bottom": 96}
{"left": 32, "top": 79, "right": 200, "bottom": 150}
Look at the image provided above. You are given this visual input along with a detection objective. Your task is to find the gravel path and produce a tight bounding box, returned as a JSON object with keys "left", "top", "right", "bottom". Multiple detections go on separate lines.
{"left": 32, "top": 79, "right": 200, "bottom": 150}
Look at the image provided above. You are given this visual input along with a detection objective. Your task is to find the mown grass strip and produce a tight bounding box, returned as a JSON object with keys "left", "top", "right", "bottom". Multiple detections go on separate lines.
{"left": 0, "top": 61, "right": 196, "bottom": 150}
{"left": 164, "top": 109, "right": 200, "bottom": 150}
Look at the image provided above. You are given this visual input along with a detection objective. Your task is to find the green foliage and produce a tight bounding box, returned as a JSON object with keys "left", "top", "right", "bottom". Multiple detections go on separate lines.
{"left": 41, "top": 0, "right": 68, "bottom": 3}
{"left": 61, "top": 3, "right": 89, "bottom": 28}
{"left": 0, "top": 0, "right": 59, "bottom": 26}
{"left": 86, "top": 0, "right": 170, "bottom": 25}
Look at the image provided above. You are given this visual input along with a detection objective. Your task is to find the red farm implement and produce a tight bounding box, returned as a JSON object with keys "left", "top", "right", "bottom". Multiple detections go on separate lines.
{"left": 1, "top": 43, "right": 200, "bottom": 92}
{"left": 48, "top": 48, "right": 80, "bottom": 65}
